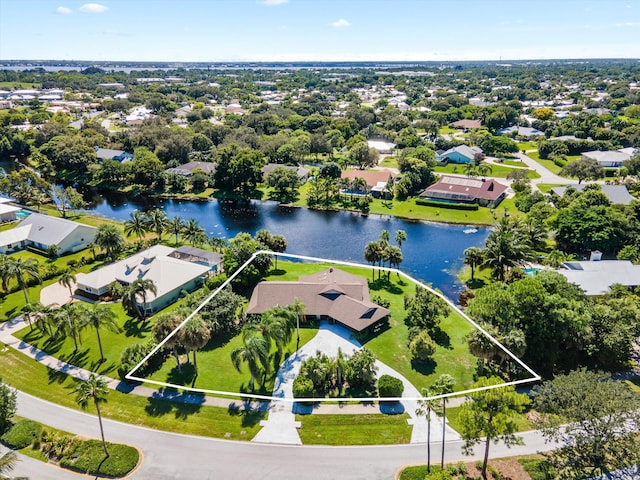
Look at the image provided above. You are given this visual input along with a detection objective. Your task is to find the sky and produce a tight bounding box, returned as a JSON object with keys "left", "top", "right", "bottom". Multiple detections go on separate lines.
{"left": 1, "top": 0, "right": 639, "bottom": 62}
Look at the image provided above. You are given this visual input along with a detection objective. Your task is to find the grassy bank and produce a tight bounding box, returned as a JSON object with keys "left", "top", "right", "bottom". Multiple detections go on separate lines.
{"left": 295, "top": 413, "right": 411, "bottom": 445}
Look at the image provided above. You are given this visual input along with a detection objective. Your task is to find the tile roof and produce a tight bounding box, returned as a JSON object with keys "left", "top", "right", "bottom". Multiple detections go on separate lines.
{"left": 420, "top": 175, "right": 508, "bottom": 202}
{"left": 247, "top": 268, "right": 390, "bottom": 331}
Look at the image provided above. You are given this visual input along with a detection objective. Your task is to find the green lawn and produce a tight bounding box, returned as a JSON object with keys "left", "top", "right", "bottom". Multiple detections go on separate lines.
{"left": 434, "top": 163, "right": 540, "bottom": 179}
{"left": 295, "top": 413, "right": 411, "bottom": 445}
{"left": 15, "top": 302, "right": 145, "bottom": 377}
{"left": 536, "top": 183, "right": 566, "bottom": 194}
{"left": 516, "top": 141, "right": 539, "bottom": 151}
{"left": 446, "top": 405, "right": 533, "bottom": 433}
{"left": 0, "top": 348, "right": 266, "bottom": 440}
{"left": 438, "top": 126, "right": 459, "bottom": 135}
{"left": 147, "top": 326, "right": 317, "bottom": 395}
{"left": 379, "top": 156, "right": 399, "bottom": 169}
{"left": 527, "top": 152, "right": 579, "bottom": 175}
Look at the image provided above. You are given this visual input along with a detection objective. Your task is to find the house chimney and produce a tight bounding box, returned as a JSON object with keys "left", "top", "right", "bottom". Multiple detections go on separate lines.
{"left": 590, "top": 250, "right": 602, "bottom": 261}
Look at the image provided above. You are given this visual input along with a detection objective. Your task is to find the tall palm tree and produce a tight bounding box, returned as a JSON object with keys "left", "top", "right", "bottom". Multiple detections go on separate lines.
{"left": 386, "top": 245, "right": 403, "bottom": 279}
{"left": 152, "top": 312, "right": 183, "bottom": 372}
{"left": 463, "top": 247, "right": 484, "bottom": 281}
{"left": 395, "top": 229, "right": 407, "bottom": 248}
{"left": 433, "top": 374, "right": 456, "bottom": 469}
{"left": 121, "top": 278, "right": 157, "bottom": 319}
{"left": 364, "top": 241, "right": 380, "bottom": 280}
{"left": 23, "top": 301, "right": 54, "bottom": 336}
{"left": 86, "top": 242, "right": 97, "bottom": 261}
{"left": 476, "top": 162, "right": 493, "bottom": 179}
{"left": 53, "top": 303, "right": 83, "bottom": 353}
{"left": 95, "top": 223, "right": 125, "bottom": 261}
{"left": 231, "top": 326, "right": 270, "bottom": 391}
{"left": 289, "top": 298, "right": 306, "bottom": 351}
{"left": 208, "top": 236, "right": 228, "bottom": 253}
{"left": 178, "top": 316, "right": 210, "bottom": 378}
{"left": 75, "top": 374, "right": 110, "bottom": 457}
{"left": 260, "top": 306, "right": 295, "bottom": 357}
{"left": 79, "top": 303, "right": 121, "bottom": 363}
{"left": 332, "top": 347, "right": 349, "bottom": 392}
{"left": 416, "top": 387, "right": 439, "bottom": 473}
{"left": 167, "top": 216, "right": 185, "bottom": 245}
{"left": 145, "top": 208, "right": 168, "bottom": 240}
{"left": 124, "top": 209, "right": 148, "bottom": 241}
{"left": 182, "top": 218, "right": 206, "bottom": 246}
{"left": 379, "top": 230, "right": 390, "bottom": 245}
{"left": 6, "top": 257, "right": 40, "bottom": 305}
{"left": 269, "top": 234, "right": 287, "bottom": 269}
{"left": 58, "top": 269, "right": 77, "bottom": 299}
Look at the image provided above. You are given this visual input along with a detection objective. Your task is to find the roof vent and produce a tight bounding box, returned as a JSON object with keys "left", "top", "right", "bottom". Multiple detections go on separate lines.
{"left": 590, "top": 250, "right": 602, "bottom": 262}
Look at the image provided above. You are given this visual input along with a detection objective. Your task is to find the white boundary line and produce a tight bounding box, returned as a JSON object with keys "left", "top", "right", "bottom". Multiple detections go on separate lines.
{"left": 126, "top": 251, "right": 541, "bottom": 402}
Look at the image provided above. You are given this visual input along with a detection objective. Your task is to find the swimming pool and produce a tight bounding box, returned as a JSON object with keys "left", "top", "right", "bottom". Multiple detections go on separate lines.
{"left": 523, "top": 266, "right": 541, "bottom": 276}
{"left": 15, "top": 210, "right": 31, "bottom": 219}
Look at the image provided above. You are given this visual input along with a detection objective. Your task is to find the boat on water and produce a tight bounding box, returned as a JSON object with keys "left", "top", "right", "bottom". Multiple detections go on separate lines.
{"left": 463, "top": 228, "right": 478, "bottom": 234}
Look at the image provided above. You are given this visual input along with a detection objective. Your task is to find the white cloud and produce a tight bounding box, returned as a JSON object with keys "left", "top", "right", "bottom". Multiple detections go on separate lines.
{"left": 329, "top": 18, "right": 351, "bottom": 28}
{"left": 56, "top": 6, "right": 72, "bottom": 14}
{"left": 80, "top": 3, "right": 109, "bottom": 13}
{"left": 260, "top": 0, "right": 288, "bottom": 5}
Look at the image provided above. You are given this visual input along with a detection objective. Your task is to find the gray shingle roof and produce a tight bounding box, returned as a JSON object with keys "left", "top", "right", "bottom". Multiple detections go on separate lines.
{"left": 551, "top": 184, "right": 636, "bottom": 205}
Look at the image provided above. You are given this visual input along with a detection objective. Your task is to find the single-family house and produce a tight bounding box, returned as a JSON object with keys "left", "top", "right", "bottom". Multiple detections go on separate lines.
{"left": 435, "top": 145, "right": 483, "bottom": 164}
{"left": 581, "top": 148, "right": 636, "bottom": 168}
{"left": 419, "top": 175, "right": 508, "bottom": 207}
{"left": 262, "top": 163, "right": 310, "bottom": 182}
{"left": 496, "top": 126, "right": 543, "bottom": 139}
{"left": 367, "top": 139, "right": 396, "bottom": 155}
{"left": 450, "top": 119, "right": 482, "bottom": 131}
{"left": 165, "top": 161, "right": 217, "bottom": 177}
{"left": 0, "top": 212, "right": 97, "bottom": 255}
{"left": 75, "top": 245, "right": 210, "bottom": 314}
{"left": 0, "top": 200, "right": 20, "bottom": 223}
{"left": 94, "top": 146, "right": 134, "bottom": 163}
{"left": 247, "top": 267, "right": 390, "bottom": 332}
{"left": 551, "top": 184, "right": 636, "bottom": 205}
{"left": 557, "top": 258, "right": 640, "bottom": 296}
{"left": 340, "top": 169, "right": 397, "bottom": 198}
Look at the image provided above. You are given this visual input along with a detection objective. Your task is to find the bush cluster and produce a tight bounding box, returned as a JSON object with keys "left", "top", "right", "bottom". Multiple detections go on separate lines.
{"left": 59, "top": 440, "right": 139, "bottom": 477}
{"left": 0, "top": 419, "right": 42, "bottom": 449}
{"left": 377, "top": 375, "right": 404, "bottom": 398}
{"left": 415, "top": 199, "right": 479, "bottom": 210}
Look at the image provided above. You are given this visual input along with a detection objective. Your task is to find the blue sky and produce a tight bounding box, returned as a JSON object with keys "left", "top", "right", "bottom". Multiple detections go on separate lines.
{"left": 1, "top": 0, "right": 639, "bottom": 62}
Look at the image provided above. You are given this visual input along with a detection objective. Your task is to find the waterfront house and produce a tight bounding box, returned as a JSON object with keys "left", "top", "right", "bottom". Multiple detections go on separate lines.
{"left": 419, "top": 175, "right": 508, "bottom": 207}
{"left": 247, "top": 267, "right": 390, "bottom": 332}
{"left": 557, "top": 258, "right": 640, "bottom": 296}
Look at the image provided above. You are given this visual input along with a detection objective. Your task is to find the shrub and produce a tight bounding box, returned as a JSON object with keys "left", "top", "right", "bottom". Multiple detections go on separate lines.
{"left": 205, "top": 273, "right": 228, "bottom": 290}
{"left": 409, "top": 330, "right": 436, "bottom": 361}
{"left": 59, "top": 440, "right": 139, "bottom": 477}
{"left": 415, "top": 199, "right": 479, "bottom": 210}
{"left": 377, "top": 374, "right": 404, "bottom": 398}
{"left": 1, "top": 419, "right": 42, "bottom": 449}
{"left": 425, "top": 471, "right": 452, "bottom": 480}
{"left": 292, "top": 376, "right": 315, "bottom": 401}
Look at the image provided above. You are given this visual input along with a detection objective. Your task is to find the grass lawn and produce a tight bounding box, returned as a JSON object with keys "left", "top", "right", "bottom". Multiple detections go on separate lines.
{"left": 147, "top": 326, "right": 317, "bottom": 395}
{"left": 438, "top": 126, "right": 459, "bottom": 135}
{"left": 265, "top": 261, "right": 478, "bottom": 392}
{"left": 15, "top": 302, "right": 146, "bottom": 377}
{"left": 446, "top": 405, "right": 533, "bottom": 433}
{"left": 379, "top": 156, "right": 399, "bottom": 169}
{"left": 295, "top": 413, "right": 411, "bottom": 445}
{"left": 536, "top": 183, "right": 566, "bottom": 194}
{"left": 498, "top": 159, "right": 527, "bottom": 167}
{"left": 527, "top": 152, "right": 579, "bottom": 175}
{"left": 516, "top": 141, "right": 539, "bottom": 151}
{"left": 434, "top": 163, "right": 541, "bottom": 180}
{"left": 0, "top": 348, "right": 266, "bottom": 440}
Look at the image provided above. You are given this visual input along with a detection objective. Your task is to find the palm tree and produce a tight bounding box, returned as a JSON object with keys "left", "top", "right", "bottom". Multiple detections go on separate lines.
{"left": 95, "top": 224, "right": 125, "bottom": 261}
{"left": 75, "top": 374, "right": 110, "bottom": 457}
{"left": 386, "top": 245, "right": 403, "bottom": 279}
{"left": 482, "top": 216, "right": 532, "bottom": 282}
{"left": 379, "top": 230, "right": 390, "bottom": 245}
{"left": 0, "top": 450, "right": 27, "bottom": 480}
{"left": 0, "top": 254, "right": 11, "bottom": 293}
{"left": 53, "top": 303, "right": 83, "bottom": 352}
{"left": 23, "top": 301, "right": 54, "bottom": 336}
{"left": 545, "top": 249, "right": 574, "bottom": 268}
{"left": 58, "top": 269, "right": 77, "bottom": 299}
{"left": 121, "top": 278, "right": 157, "bottom": 319}
{"left": 182, "top": 218, "right": 206, "bottom": 246}
{"left": 416, "top": 387, "right": 439, "bottom": 473}
{"left": 21, "top": 301, "right": 45, "bottom": 332}
{"left": 208, "top": 236, "right": 227, "bottom": 252}
{"left": 331, "top": 347, "right": 349, "bottom": 392}
{"left": 86, "top": 242, "right": 97, "bottom": 261}
{"left": 364, "top": 241, "right": 380, "bottom": 280}
{"left": 178, "top": 316, "right": 210, "bottom": 378}
{"left": 467, "top": 327, "right": 499, "bottom": 376}
{"left": 79, "top": 303, "right": 121, "bottom": 363}
{"left": 395, "top": 229, "right": 407, "bottom": 248}
{"left": 6, "top": 257, "right": 40, "bottom": 305}
{"left": 476, "top": 162, "right": 493, "bottom": 179}
{"left": 145, "top": 208, "right": 168, "bottom": 240}
{"left": 463, "top": 247, "right": 484, "bottom": 281}
{"left": 152, "top": 312, "right": 183, "bottom": 372}
{"left": 433, "top": 374, "right": 456, "bottom": 469}
{"left": 260, "top": 306, "right": 295, "bottom": 357}
{"left": 289, "top": 298, "right": 306, "bottom": 351}
{"left": 231, "top": 326, "right": 270, "bottom": 391}
{"left": 124, "top": 209, "right": 148, "bottom": 241}
{"left": 463, "top": 162, "right": 477, "bottom": 177}
{"left": 167, "top": 216, "right": 185, "bottom": 245}
{"left": 269, "top": 234, "right": 287, "bottom": 269}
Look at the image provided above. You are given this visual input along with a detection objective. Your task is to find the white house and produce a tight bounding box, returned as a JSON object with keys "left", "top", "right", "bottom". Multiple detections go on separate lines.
{"left": 76, "top": 245, "right": 210, "bottom": 314}
{"left": 581, "top": 148, "right": 636, "bottom": 168}
{"left": 0, "top": 213, "right": 96, "bottom": 255}
{"left": 557, "top": 259, "right": 640, "bottom": 296}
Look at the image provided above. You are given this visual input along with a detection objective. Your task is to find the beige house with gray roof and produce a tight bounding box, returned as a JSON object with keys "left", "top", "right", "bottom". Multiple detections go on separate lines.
{"left": 247, "top": 268, "right": 390, "bottom": 332}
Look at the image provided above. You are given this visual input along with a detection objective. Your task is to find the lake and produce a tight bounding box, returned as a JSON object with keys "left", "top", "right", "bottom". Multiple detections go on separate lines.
{"left": 84, "top": 192, "right": 488, "bottom": 300}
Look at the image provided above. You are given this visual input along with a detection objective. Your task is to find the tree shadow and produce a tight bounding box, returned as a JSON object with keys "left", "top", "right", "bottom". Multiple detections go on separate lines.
{"left": 227, "top": 403, "right": 267, "bottom": 428}
{"left": 368, "top": 278, "right": 403, "bottom": 295}
{"left": 411, "top": 358, "right": 437, "bottom": 375}
{"left": 268, "top": 268, "right": 286, "bottom": 277}
{"left": 144, "top": 387, "right": 204, "bottom": 419}
{"left": 123, "top": 318, "right": 151, "bottom": 338}
{"left": 431, "top": 327, "right": 451, "bottom": 349}
{"left": 466, "top": 278, "right": 487, "bottom": 289}
{"left": 165, "top": 362, "right": 196, "bottom": 386}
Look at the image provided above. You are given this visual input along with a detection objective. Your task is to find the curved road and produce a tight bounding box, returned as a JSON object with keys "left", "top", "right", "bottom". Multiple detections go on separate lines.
{"left": 11, "top": 390, "right": 558, "bottom": 480}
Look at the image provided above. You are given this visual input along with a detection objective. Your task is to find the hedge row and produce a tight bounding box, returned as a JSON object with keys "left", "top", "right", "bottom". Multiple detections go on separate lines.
{"left": 416, "top": 199, "right": 479, "bottom": 210}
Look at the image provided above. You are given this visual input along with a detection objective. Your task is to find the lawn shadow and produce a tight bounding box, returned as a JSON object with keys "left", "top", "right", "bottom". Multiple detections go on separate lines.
{"left": 411, "top": 358, "right": 437, "bottom": 376}
{"left": 268, "top": 268, "right": 286, "bottom": 277}
{"left": 123, "top": 318, "right": 151, "bottom": 338}
{"left": 466, "top": 278, "right": 486, "bottom": 289}
{"left": 165, "top": 362, "right": 196, "bottom": 387}
{"left": 59, "top": 348, "right": 90, "bottom": 368}
{"left": 47, "top": 365, "right": 73, "bottom": 385}
{"left": 368, "top": 278, "right": 403, "bottom": 295}
{"left": 202, "top": 330, "right": 235, "bottom": 352}
{"left": 144, "top": 387, "right": 204, "bottom": 419}
{"left": 227, "top": 403, "right": 266, "bottom": 428}
{"left": 431, "top": 327, "right": 451, "bottom": 349}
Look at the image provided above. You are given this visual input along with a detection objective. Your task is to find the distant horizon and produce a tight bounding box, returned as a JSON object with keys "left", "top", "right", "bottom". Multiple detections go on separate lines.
{"left": 1, "top": 0, "right": 638, "bottom": 63}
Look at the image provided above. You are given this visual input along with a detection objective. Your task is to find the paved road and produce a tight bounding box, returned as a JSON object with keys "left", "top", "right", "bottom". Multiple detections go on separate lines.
{"left": 12, "top": 390, "right": 559, "bottom": 480}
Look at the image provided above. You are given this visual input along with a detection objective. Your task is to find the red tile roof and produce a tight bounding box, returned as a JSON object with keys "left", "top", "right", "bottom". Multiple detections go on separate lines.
{"left": 420, "top": 175, "right": 507, "bottom": 203}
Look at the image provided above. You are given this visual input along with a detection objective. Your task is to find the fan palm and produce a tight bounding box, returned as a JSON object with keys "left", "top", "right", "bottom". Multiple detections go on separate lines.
{"left": 395, "top": 229, "right": 407, "bottom": 247}
{"left": 145, "top": 208, "right": 168, "bottom": 240}
{"left": 178, "top": 316, "right": 210, "bottom": 378}
{"left": 75, "top": 374, "right": 110, "bottom": 457}
{"left": 6, "top": 257, "right": 40, "bottom": 305}
{"left": 58, "top": 269, "right": 77, "bottom": 299}
{"left": 95, "top": 223, "right": 125, "bottom": 261}
{"left": 78, "top": 303, "right": 121, "bottom": 363}
{"left": 124, "top": 209, "right": 148, "bottom": 241}
{"left": 464, "top": 247, "right": 484, "bottom": 281}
